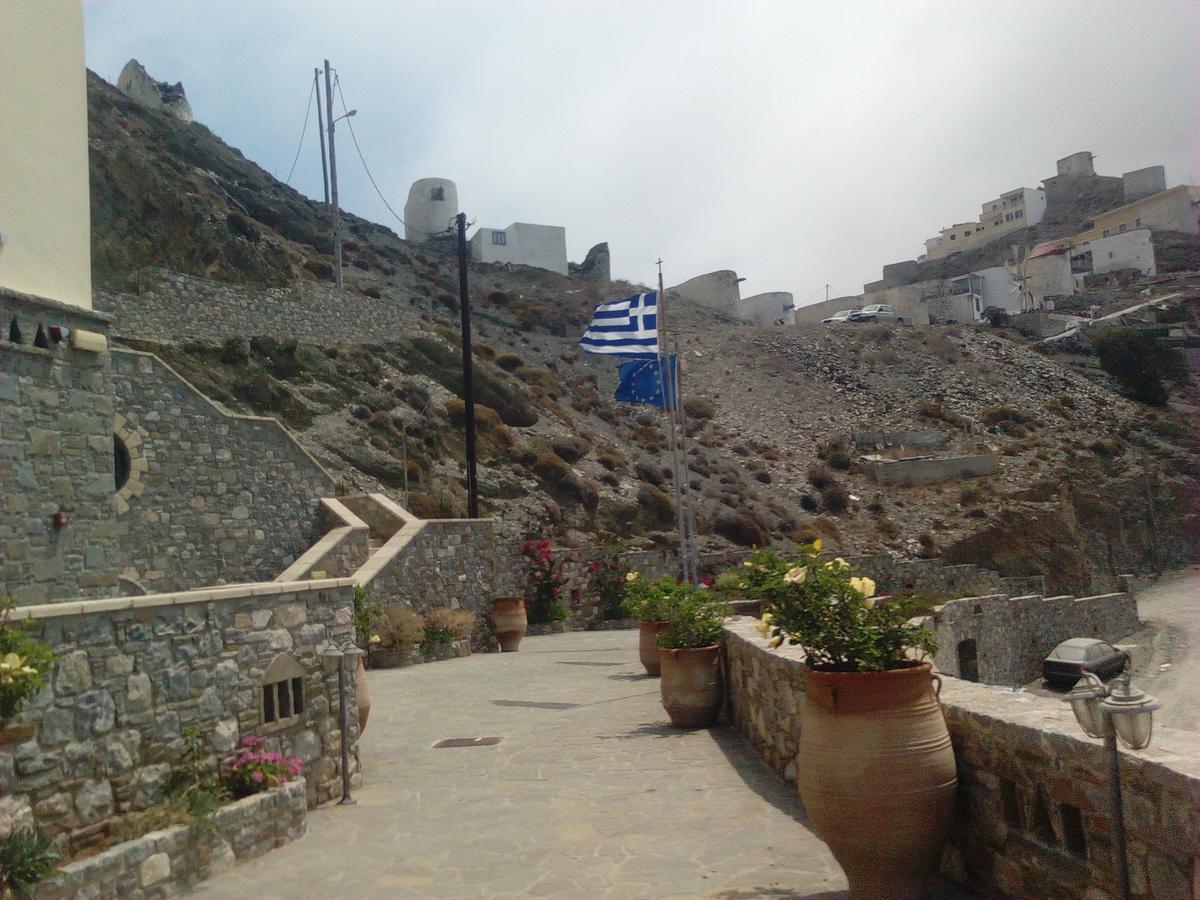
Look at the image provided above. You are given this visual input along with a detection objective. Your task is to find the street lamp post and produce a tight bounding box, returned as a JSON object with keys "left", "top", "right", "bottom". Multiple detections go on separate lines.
{"left": 1063, "top": 668, "right": 1161, "bottom": 900}
{"left": 320, "top": 641, "right": 367, "bottom": 804}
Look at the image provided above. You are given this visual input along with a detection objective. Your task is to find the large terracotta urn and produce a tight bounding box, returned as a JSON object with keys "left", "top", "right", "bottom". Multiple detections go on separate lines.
{"left": 659, "top": 645, "right": 723, "bottom": 728}
{"left": 491, "top": 597, "right": 528, "bottom": 652}
{"left": 355, "top": 656, "right": 371, "bottom": 734}
{"left": 796, "top": 661, "right": 956, "bottom": 900}
{"left": 638, "top": 621, "right": 670, "bottom": 676}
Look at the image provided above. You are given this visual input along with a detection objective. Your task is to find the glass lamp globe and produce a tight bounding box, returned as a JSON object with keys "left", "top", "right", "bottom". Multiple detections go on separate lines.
{"left": 1064, "top": 674, "right": 1108, "bottom": 739}
{"left": 1101, "top": 679, "right": 1161, "bottom": 750}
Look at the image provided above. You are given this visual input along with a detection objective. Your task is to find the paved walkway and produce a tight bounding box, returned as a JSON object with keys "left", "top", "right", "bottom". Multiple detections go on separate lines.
{"left": 198, "top": 630, "right": 848, "bottom": 898}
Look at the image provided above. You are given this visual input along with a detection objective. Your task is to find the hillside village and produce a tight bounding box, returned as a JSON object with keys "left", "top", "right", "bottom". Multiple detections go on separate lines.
{"left": 2, "top": 9, "right": 1199, "bottom": 900}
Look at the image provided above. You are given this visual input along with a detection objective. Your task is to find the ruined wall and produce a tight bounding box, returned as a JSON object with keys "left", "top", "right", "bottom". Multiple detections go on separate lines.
{"left": 861, "top": 452, "right": 999, "bottom": 485}
{"left": 109, "top": 349, "right": 334, "bottom": 592}
{"left": 95, "top": 269, "right": 424, "bottom": 345}
{"left": 840, "top": 554, "right": 1046, "bottom": 598}
{"left": 0, "top": 580, "right": 359, "bottom": 859}
{"left": 1, "top": 289, "right": 121, "bottom": 604}
{"left": 852, "top": 429, "right": 950, "bottom": 451}
{"left": 722, "top": 619, "right": 1198, "bottom": 899}
{"left": 1122, "top": 166, "right": 1167, "bottom": 203}
{"left": 930, "top": 591, "right": 1140, "bottom": 684}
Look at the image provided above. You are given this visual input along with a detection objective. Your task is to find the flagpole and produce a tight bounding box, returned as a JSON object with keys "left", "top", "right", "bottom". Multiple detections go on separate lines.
{"left": 656, "top": 262, "right": 691, "bottom": 583}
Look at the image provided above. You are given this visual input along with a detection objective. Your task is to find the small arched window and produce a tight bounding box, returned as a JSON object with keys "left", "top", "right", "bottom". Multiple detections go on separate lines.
{"left": 430, "top": 186, "right": 445, "bottom": 201}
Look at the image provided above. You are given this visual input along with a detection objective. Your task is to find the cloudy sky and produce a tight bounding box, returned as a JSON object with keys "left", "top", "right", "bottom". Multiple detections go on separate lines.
{"left": 85, "top": 1, "right": 1197, "bottom": 306}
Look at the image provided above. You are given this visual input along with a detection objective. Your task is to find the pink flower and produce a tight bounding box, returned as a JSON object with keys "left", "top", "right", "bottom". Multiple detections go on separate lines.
{"left": 251, "top": 770, "right": 265, "bottom": 783}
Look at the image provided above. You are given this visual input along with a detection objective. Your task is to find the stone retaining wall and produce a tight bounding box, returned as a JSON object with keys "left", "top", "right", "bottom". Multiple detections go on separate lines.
{"left": 929, "top": 591, "right": 1140, "bottom": 684}
{"left": 861, "top": 452, "right": 999, "bottom": 484}
{"left": 109, "top": 349, "right": 334, "bottom": 593}
{"left": 95, "top": 268, "right": 424, "bottom": 346}
{"left": 722, "top": 619, "right": 1198, "bottom": 899}
{"left": 35, "top": 779, "right": 306, "bottom": 899}
{"left": 0, "top": 580, "right": 359, "bottom": 858}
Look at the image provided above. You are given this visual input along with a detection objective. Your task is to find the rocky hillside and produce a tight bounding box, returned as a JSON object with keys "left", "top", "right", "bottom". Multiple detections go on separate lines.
{"left": 88, "top": 70, "right": 1199, "bottom": 593}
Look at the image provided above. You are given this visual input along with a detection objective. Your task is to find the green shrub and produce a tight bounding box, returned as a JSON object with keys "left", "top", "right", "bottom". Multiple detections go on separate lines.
{"left": 1092, "top": 326, "right": 1187, "bottom": 404}
{"left": 0, "top": 601, "right": 54, "bottom": 724}
{"left": 657, "top": 588, "right": 730, "bottom": 650}
{"left": 682, "top": 396, "right": 716, "bottom": 420}
{"left": 820, "top": 483, "right": 850, "bottom": 514}
{"left": 0, "top": 829, "right": 59, "bottom": 896}
{"left": 495, "top": 353, "right": 524, "bottom": 371}
{"left": 827, "top": 449, "right": 852, "bottom": 470}
{"left": 352, "top": 585, "right": 383, "bottom": 649}
{"left": 713, "top": 510, "right": 767, "bottom": 547}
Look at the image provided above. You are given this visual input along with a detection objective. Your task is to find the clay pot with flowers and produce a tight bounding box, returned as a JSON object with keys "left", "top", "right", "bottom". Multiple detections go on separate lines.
{"left": 620, "top": 573, "right": 684, "bottom": 676}
{"left": 656, "top": 584, "right": 731, "bottom": 728}
{"left": 743, "top": 543, "right": 953, "bottom": 900}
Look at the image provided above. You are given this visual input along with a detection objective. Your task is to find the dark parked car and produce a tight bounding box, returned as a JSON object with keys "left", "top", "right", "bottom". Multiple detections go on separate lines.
{"left": 1042, "top": 638, "right": 1130, "bottom": 688}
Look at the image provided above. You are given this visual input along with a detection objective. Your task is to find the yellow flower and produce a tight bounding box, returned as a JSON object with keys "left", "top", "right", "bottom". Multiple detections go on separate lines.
{"left": 625, "top": 572, "right": 639, "bottom": 583}
{"left": 743, "top": 561, "right": 754, "bottom": 568}
{"left": 0, "top": 653, "right": 26, "bottom": 670}
{"left": 783, "top": 566, "right": 807, "bottom": 584}
{"left": 812, "top": 538, "right": 823, "bottom": 552}
{"left": 824, "top": 557, "right": 849, "bottom": 571}
{"left": 754, "top": 619, "right": 771, "bottom": 638}
{"left": 849, "top": 577, "right": 876, "bottom": 600}
{"left": 369, "top": 634, "right": 382, "bottom": 645}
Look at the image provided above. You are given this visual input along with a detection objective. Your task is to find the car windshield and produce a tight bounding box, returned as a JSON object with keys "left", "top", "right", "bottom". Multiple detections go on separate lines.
{"left": 1053, "top": 645, "right": 1090, "bottom": 662}
{"left": 861, "top": 305, "right": 882, "bottom": 312}
{"left": 835, "top": 310, "right": 853, "bottom": 316}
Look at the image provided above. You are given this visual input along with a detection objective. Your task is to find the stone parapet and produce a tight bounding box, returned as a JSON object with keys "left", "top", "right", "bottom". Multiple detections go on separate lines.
{"left": 0, "top": 580, "right": 358, "bottom": 857}
{"left": 721, "top": 618, "right": 1199, "bottom": 899}
{"left": 35, "top": 778, "right": 305, "bottom": 899}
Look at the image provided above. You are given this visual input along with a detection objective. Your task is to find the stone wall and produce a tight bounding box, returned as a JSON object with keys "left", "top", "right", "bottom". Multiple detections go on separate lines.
{"left": 929, "top": 591, "right": 1140, "bottom": 684}
{"left": 1, "top": 288, "right": 121, "bottom": 603}
{"left": 722, "top": 619, "right": 1198, "bottom": 899}
{"left": 109, "top": 348, "right": 334, "bottom": 592}
{"left": 0, "top": 579, "right": 360, "bottom": 859}
{"left": 95, "top": 268, "right": 426, "bottom": 346}
{"left": 35, "top": 779, "right": 305, "bottom": 899}
{"left": 851, "top": 429, "right": 950, "bottom": 451}
{"left": 861, "top": 452, "right": 999, "bottom": 485}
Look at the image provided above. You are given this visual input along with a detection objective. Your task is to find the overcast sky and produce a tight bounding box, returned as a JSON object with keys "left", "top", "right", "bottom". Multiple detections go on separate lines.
{"left": 84, "top": 1, "right": 1198, "bottom": 306}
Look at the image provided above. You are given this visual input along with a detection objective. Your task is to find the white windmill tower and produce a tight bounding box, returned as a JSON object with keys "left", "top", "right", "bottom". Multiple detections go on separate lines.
{"left": 1006, "top": 244, "right": 1036, "bottom": 312}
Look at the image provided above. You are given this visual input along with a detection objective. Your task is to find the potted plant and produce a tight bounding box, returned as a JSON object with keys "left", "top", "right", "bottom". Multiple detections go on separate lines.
{"left": 369, "top": 605, "right": 425, "bottom": 668}
{"left": 620, "top": 573, "right": 681, "bottom": 676}
{"left": 746, "top": 542, "right": 953, "bottom": 900}
{"left": 656, "top": 584, "right": 730, "bottom": 728}
{"left": 422, "top": 608, "right": 475, "bottom": 661}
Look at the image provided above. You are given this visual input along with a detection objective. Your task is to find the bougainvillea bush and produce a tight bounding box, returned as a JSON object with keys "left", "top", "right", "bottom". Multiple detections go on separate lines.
{"left": 586, "top": 549, "right": 626, "bottom": 620}
{"left": 520, "top": 539, "right": 568, "bottom": 624}
{"left": 221, "top": 736, "right": 304, "bottom": 799}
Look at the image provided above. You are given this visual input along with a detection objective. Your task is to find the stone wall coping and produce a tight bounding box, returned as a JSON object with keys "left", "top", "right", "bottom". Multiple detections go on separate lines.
{"left": 111, "top": 347, "right": 336, "bottom": 489}
{"left": 355, "top": 519, "right": 426, "bottom": 585}
{"left": 275, "top": 497, "right": 369, "bottom": 583}
{"left": 722, "top": 617, "right": 1200, "bottom": 780}
{"left": 5, "top": 577, "right": 355, "bottom": 621}
{"left": 0, "top": 285, "right": 112, "bottom": 324}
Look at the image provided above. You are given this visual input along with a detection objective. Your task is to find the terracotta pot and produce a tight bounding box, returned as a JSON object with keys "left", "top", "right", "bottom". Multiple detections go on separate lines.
{"left": 355, "top": 656, "right": 371, "bottom": 734}
{"left": 796, "top": 661, "right": 956, "bottom": 900}
{"left": 658, "top": 645, "right": 722, "bottom": 728}
{"left": 491, "top": 597, "right": 528, "bottom": 652}
{"left": 638, "top": 621, "right": 670, "bottom": 676}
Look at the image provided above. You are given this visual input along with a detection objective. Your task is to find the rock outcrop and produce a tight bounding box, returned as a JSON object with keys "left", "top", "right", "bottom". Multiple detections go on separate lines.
{"left": 117, "top": 59, "right": 192, "bottom": 122}
{"left": 569, "top": 242, "right": 611, "bottom": 282}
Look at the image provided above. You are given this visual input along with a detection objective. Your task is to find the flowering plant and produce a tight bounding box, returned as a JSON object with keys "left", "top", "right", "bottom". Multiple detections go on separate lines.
{"left": 220, "top": 736, "right": 304, "bottom": 799}
{"left": 0, "top": 599, "right": 54, "bottom": 724}
{"left": 656, "top": 582, "right": 730, "bottom": 650}
{"left": 520, "top": 539, "right": 568, "bottom": 624}
{"left": 619, "top": 573, "right": 685, "bottom": 622}
{"left": 585, "top": 549, "right": 626, "bottom": 620}
{"left": 731, "top": 542, "right": 936, "bottom": 672}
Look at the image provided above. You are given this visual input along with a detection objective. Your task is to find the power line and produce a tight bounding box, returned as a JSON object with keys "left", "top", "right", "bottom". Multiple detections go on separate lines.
{"left": 333, "top": 74, "right": 450, "bottom": 239}
{"left": 283, "top": 78, "right": 316, "bottom": 186}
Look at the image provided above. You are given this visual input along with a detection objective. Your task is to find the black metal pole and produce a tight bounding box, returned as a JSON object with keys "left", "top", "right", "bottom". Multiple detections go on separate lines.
{"left": 1105, "top": 723, "right": 1131, "bottom": 899}
{"left": 456, "top": 212, "right": 479, "bottom": 519}
{"left": 337, "top": 656, "right": 355, "bottom": 804}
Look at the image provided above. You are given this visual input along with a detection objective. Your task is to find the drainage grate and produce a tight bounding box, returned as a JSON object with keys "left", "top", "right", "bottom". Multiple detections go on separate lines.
{"left": 433, "top": 737, "right": 503, "bottom": 749}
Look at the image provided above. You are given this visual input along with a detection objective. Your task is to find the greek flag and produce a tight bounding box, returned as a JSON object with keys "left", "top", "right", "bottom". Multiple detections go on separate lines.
{"left": 579, "top": 291, "right": 659, "bottom": 358}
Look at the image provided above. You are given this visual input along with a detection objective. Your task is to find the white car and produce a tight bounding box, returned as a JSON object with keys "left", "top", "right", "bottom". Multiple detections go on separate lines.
{"left": 847, "top": 303, "right": 906, "bottom": 324}
{"left": 821, "top": 309, "right": 860, "bottom": 324}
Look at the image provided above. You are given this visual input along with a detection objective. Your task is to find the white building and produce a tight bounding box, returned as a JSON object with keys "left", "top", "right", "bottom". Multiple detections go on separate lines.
{"left": 469, "top": 222, "right": 568, "bottom": 275}
{"left": 923, "top": 187, "right": 1046, "bottom": 261}
{"left": 403, "top": 178, "right": 458, "bottom": 242}
{"left": 1070, "top": 230, "right": 1156, "bottom": 278}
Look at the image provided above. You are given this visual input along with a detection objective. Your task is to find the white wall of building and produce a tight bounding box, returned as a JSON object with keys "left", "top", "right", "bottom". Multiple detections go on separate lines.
{"left": 1074, "top": 229, "right": 1156, "bottom": 277}
{"left": 737, "top": 291, "right": 794, "bottom": 325}
{"left": 0, "top": 0, "right": 92, "bottom": 309}
{"left": 667, "top": 270, "right": 741, "bottom": 313}
{"left": 470, "top": 222, "right": 568, "bottom": 275}
{"left": 403, "top": 178, "right": 459, "bottom": 242}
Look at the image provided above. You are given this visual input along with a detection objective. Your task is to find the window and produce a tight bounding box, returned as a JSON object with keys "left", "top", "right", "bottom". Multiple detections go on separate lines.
{"left": 1108, "top": 252, "right": 1115, "bottom": 259}
{"left": 964, "top": 230, "right": 971, "bottom": 236}
{"left": 1118, "top": 223, "right": 1126, "bottom": 232}
{"left": 1103, "top": 229, "right": 1110, "bottom": 238}
{"left": 994, "top": 220, "right": 1001, "bottom": 227}
{"left": 114, "top": 436, "right": 131, "bottom": 491}
{"left": 1015, "top": 210, "right": 1023, "bottom": 219}
{"left": 992, "top": 203, "right": 998, "bottom": 211}
{"left": 1135, "top": 217, "right": 1142, "bottom": 227}
{"left": 491, "top": 231, "right": 507, "bottom": 246}
{"left": 1005, "top": 213, "right": 1013, "bottom": 222}
{"left": 949, "top": 234, "right": 956, "bottom": 241}
{"left": 430, "top": 186, "right": 444, "bottom": 201}
{"left": 260, "top": 654, "right": 306, "bottom": 728}
{"left": 1061, "top": 804, "right": 1087, "bottom": 859}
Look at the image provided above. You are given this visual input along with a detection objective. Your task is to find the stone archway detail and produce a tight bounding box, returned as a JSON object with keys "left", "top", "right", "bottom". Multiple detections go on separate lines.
{"left": 113, "top": 413, "right": 147, "bottom": 515}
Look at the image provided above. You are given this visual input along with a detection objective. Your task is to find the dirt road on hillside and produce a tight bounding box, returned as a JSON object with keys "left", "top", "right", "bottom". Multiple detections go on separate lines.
{"left": 1122, "top": 567, "right": 1200, "bottom": 731}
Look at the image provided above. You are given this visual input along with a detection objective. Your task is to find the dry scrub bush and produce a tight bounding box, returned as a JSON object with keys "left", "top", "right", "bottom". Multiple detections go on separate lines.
{"left": 495, "top": 353, "right": 525, "bottom": 371}
{"left": 807, "top": 464, "right": 836, "bottom": 490}
{"left": 379, "top": 606, "right": 425, "bottom": 646}
{"left": 683, "top": 396, "right": 716, "bottom": 420}
{"left": 551, "top": 434, "right": 591, "bottom": 463}
{"left": 820, "top": 482, "right": 850, "bottom": 514}
{"left": 425, "top": 607, "right": 475, "bottom": 639}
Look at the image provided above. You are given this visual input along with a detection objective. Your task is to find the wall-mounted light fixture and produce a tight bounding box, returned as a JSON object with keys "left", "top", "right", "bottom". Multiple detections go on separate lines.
{"left": 52, "top": 506, "right": 73, "bottom": 529}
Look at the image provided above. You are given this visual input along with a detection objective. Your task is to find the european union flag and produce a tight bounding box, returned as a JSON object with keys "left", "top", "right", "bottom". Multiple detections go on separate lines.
{"left": 614, "top": 355, "right": 677, "bottom": 409}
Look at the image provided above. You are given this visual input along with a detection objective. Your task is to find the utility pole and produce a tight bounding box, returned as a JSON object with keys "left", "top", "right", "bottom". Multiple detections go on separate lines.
{"left": 456, "top": 213, "right": 479, "bottom": 518}
{"left": 825, "top": 283, "right": 829, "bottom": 302}
{"left": 323, "top": 60, "right": 343, "bottom": 290}
{"left": 313, "top": 68, "right": 329, "bottom": 207}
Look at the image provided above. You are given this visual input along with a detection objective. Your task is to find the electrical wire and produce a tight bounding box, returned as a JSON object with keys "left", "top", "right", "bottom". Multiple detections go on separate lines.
{"left": 333, "top": 73, "right": 451, "bottom": 238}
{"left": 283, "top": 78, "right": 316, "bottom": 187}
